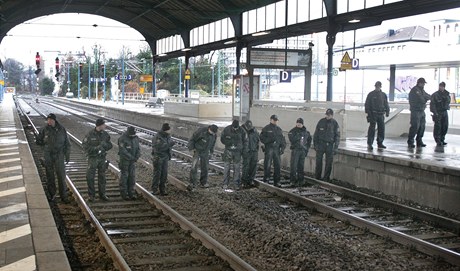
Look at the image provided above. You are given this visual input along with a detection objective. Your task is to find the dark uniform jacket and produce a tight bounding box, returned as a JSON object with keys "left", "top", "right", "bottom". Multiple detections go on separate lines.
{"left": 288, "top": 126, "right": 312, "bottom": 154}
{"left": 365, "top": 90, "right": 390, "bottom": 115}
{"left": 36, "top": 121, "right": 70, "bottom": 160}
{"left": 260, "top": 123, "right": 286, "bottom": 153}
{"left": 430, "top": 90, "right": 450, "bottom": 115}
{"left": 152, "top": 131, "right": 175, "bottom": 160}
{"left": 188, "top": 127, "right": 216, "bottom": 154}
{"left": 313, "top": 118, "right": 340, "bottom": 148}
{"left": 409, "top": 86, "right": 431, "bottom": 111}
{"left": 242, "top": 126, "right": 259, "bottom": 152}
{"left": 118, "top": 132, "right": 140, "bottom": 162}
{"left": 221, "top": 125, "right": 246, "bottom": 153}
{"left": 82, "top": 128, "right": 113, "bottom": 158}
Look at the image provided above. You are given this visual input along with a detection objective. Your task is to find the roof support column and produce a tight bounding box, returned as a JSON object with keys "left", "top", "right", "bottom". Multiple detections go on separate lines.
{"left": 389, "top": 64, "right": 396, "bottom": 101}
{"left": 326, "top": 28, "right": 337, "bottom": 102}
{"left": 324, "top": 0, "right": 338, "bottom": 102}
{"left": 185, "top": 53, "right": 190, "bottom": 98}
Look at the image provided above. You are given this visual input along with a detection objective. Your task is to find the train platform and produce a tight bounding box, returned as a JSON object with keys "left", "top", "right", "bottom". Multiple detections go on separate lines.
{"left": 54, "top": 97, "right": 460, "bottom": 216}
{"left": 0, "top": 94, "right": 71, "bottom": 271}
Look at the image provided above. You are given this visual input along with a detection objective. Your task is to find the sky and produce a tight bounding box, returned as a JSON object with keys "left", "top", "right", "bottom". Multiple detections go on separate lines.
{"left": 0, "top": 7, "right": 459, "bottom": 67}
{"left": 0, "top": 13, "right": 149, "bottom": 67}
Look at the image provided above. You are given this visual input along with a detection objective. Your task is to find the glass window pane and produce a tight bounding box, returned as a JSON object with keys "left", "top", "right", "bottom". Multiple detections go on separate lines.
{"left": 349, "top": 0, "right": 364, "bottom": 12}
{"left": 257, "top": 7, "right": 266, "bottom": 32}
{"left": 337, "top": 0, "right": 348, "bottom": 14}
{"left": 227, "top": 18, "right": 235, "bottom": 38}
{"left": 248, "top": 10, "right": 257, "bottom": 34}
{"left": 275, "top": 1, "right": 286, "bottom": 28}
{"left": 366, "top": 0, "right": 384, "bottom": 8}
{"left": 266, "top": 3, "right": 276, "bottom": 30}
{"left": 222, "top": 19, "right": 228, "bottom": 39}
{"left": 310, "top": 0, "right": 323, "bottom": 20}
{"left": 242, "top": 11, "right": 249, "bottom": 35}
{"left": 287, "top": 0, "right": 297, "bottom": 25}
{"left": 297, "top": 0, "right": 310, "bottom": 22}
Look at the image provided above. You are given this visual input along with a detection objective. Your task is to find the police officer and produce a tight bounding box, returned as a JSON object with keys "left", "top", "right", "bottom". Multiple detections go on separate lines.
{"left": 221, "top": 120, "right": 246, "bottom": 189}
{"left": 36, "top": 113, "right": 71, "bottom": 203}
{"left": 407, "top": 77, "right": 431, "bottom": 148}
{"left": 188, "top": 124, "right": 218, "bottom": 189}
{"left": 151, "top": 123, "right": 175, "bottom": 196}
{"left": 82, "top": 118, "right": 113, "bottom": 202}
{"left": 313, "top": 109, "right": 340, "bottom": 181}
{"left": 260, "top": 115, "right": 286, "bottom": 187}
{"left": 118, "top": 126, "right": 140, "bottom": 200}
{"left": 365, "top": 81, "right": 390, "bottom": 150}
{"left": 288, "top": 118, "right": 312, "bottom": 186}
{"left": 241, "top": 120, "right": 259, "bottom": 187}
{"left": 430, "top": 82, "right": 450, "bottom": 146}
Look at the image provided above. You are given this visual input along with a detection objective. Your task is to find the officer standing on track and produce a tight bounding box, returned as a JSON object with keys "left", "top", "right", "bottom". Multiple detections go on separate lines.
{"left": 221, "top": 120, "right": 246, "bottom": 190}
{"left": 241, "top": 120, "right": 259, "bottom": 188}
{"left": 407, "top": 77, "right": 431, "bottom": 148}
{"left": 36, "top": 113, "right": 71, "bottom": 203}
{"left": 118, "top": 126, "right": 140, "bottom": 200}
{"left": 82, "top": 118, "right": 113, "bottom": 202}
{"left": 151, "top": 123, "right": 175, "bottom": 196}
{"left": 260, "top": 115, "right": 286, "bottom": 187}
{"left": 188, "top": 124, "right": 218, "bottom": 190}
{"left": 365, "top": 81, "right": 390, "bottom": 150}
{"left": 288, "top": 118, "right": 312, "bottom": 187}
{"left": 313, "top": 109, "right": 340, "bottom": 181}
{"left": 430, "top": 82, "right": 450, "bottom": 146}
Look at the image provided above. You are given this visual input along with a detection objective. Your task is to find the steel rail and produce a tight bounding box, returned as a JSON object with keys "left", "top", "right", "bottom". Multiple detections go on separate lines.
{"left": 136, "top": 184, "right": 257, "bottom": 271}
{"left": 255, "top": 181, "right": 460, "bottom": 266}
{"left": 61, "top": 132, "right": 132, "bottom": 271}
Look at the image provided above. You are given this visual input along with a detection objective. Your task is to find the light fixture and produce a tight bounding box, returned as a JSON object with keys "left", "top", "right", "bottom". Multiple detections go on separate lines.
{"left": 224, "top": 39, "right": 237, "bottom": 45}
{"left": 414, "top": 64, "right": 429, "bottom": 68}
{"left": 181, "top": 48, "right": 192, "bottom": 52}
{"left": 348, "top": 19, "right": 360, "bottom": 23}
{"left": 252, "top": 31, "right": 270, "bottom": 37}
{"left": 158, "top": 53, "right": 167, "bottom": 57}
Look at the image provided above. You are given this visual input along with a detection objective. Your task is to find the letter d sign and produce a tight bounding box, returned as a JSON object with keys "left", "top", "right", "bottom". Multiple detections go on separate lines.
{"left": 280, "top": 71, "right": 292, "bottom": 83}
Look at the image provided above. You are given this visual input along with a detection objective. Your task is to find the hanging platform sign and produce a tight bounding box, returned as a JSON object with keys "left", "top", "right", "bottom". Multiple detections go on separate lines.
{"left": 249, "top": 48, "right": 312, "bottom": 69}
{"left": 185, "top": 69, "right": 191, "bottom": 80}
{"left": 140, "top": 75, "right": 153, "bottom": 82}
{"left": 340, "top": 52, "right": 352, "bottom": 71}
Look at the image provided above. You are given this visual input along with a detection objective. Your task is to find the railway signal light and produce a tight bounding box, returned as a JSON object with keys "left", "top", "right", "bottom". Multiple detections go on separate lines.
{"left": 55, "top": 57, "right": 60, "bottom": 80}
{"left": 34, "top": 52, "right": 41, "bottom": 75}
{"left": 79, "top": 63, "right": 83, "bottom": 79}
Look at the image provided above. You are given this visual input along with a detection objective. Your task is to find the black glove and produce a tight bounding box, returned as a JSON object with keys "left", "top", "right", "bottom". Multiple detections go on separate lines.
{"left": 65, "top": 158, "right": 70, "bottom": 164}
{"left": 385, "top": 112, "right": 389, "bottom": 117}
{"left": 366, "top": 115, "right": 372, "bottom": 123}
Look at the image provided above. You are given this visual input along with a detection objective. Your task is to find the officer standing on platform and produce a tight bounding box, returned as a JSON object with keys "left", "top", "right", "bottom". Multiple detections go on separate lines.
{"left": 188, "top": 124, "right": 218, "bottom": 189}
{"left": 430, "top": 82, "right": 450, "bottom": 146}
{"left": 260, "top": 115, "right": 286, "bottom": 187}
{"left": 151, "top": 123, "right": 175, "bottom": 196}
{"left": 36, "top": 113, "right": 71, "bottom": 203}
{"left": 118, "top": 126, "right": 140, "bottom": 200}
{"left": 82, "top": 118, "right": 113, "bottom": 202}
{"left": 288, "top": 118, "right": 312, "bottom": 186}
{"left": 241, "top": 120, "right": 259, "bottom": 187}
{"left": 221, "top": 120, "right": 246, "bottom": 189}
{"left": 365, "top": 81, "right": 390, "bottom": 150}
{"left": 407, "top": 77, "right": 431, "bottom": 148}
{"left": 313, "top": 109, "right": 340, "bottom": 181}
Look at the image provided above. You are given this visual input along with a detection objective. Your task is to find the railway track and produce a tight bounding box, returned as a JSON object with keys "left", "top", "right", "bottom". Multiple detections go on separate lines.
{"left": 18, "top": 97, "right": 256, "bottom": 271}
{"left": 24, "top": 96, "right": 460, "bottom": 268}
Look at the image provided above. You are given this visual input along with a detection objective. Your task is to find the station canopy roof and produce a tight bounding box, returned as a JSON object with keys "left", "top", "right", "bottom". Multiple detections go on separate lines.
{"left": 0, "top": 0, "right": 280, "bottom": 42}
{"left": 0, "top": 0, "right": 459, "bottom": 56}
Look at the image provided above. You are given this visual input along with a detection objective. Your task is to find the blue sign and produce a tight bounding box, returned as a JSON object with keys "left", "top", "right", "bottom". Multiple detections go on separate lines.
{"left": 115, "top": 74, "right": 132, "bottom": 80}
{"left": 352, "top": 58, "right": 360, "bottom": 70}
{"left": 90, "top": 78, "right": 107, "bottom": 82}
{"left": 279, "top": 71, "right": 292, "bottom": 83}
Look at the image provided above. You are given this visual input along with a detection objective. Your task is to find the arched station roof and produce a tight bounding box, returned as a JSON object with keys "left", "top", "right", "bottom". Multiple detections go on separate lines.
{"left": 0, "top": 0, "right": 459, "bottom": 57}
